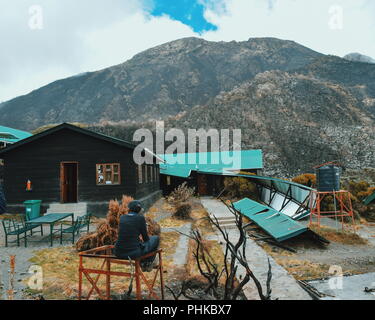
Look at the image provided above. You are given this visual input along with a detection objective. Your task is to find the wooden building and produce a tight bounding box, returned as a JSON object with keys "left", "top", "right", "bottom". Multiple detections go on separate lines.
{"left": 159, "top": 150, "right": 263, "bottom": 196}
{"left": 0, "top": 123, "right": 161, "bottom": 215}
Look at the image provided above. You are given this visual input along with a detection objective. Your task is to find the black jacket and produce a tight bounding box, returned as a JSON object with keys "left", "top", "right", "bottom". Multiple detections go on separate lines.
{"left": 0, "top": 184, "right": 6, "bottom": 214}
{"left": 114, "top": 212, "right": 149, "bottom": 259}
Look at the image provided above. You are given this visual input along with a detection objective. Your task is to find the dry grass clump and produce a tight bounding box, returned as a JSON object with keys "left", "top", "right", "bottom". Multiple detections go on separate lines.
{"left": 158, "top": 217, "right": 189, "bottom": 228}
{"left": 76, "top": 195, "right": 160, "bottom": 252}
{"left": 275, "top": 258, "right": 333, "bottom": 280}
{"left": 174, "top": 203, "right": 192, "bottom": 220}
{"left": 310, "top": 224, "right": 368, "bottom": 245}
{"left": 191, "top": 207, "right": 215, "bottom": 236}
{"left": 186, "top": 238, "right": 225, "bottom": 283}
{"left": 160, "top": 232, "right": 180, "bottom": 261}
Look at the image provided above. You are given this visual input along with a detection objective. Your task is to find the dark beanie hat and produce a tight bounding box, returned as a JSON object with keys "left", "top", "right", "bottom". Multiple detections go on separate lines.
{"left": 128, "top": 200, "right": 143, "bottom": 213}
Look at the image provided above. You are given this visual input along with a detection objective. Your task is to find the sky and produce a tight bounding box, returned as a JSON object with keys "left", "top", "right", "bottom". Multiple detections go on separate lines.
{"left": 0, "top": 0, "right": 374, "bottom": 102}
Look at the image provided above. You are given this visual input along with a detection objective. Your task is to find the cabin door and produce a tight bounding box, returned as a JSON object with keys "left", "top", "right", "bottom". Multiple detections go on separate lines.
{"left": 60, "top": 162, "right": 78, "bottom": 203}
{"left": 197, "top": 174, "right": 208, "bottom": 196}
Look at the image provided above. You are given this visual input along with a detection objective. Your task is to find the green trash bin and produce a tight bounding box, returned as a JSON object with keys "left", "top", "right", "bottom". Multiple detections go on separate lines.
{"left": 24, "top": 200, "right": 42, "bottom": 220}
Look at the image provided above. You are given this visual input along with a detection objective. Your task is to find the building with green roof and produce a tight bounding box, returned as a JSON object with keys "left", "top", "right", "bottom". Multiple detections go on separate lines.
{"left": 0, "top": 125, "right": 32, "bottom": 148}
{"left": 158, "top": 150, "right": 263, "bottom": 196}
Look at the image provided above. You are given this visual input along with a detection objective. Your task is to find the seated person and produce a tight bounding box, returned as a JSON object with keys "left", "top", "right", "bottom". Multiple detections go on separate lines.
{"left": 114, "top": 200, "right": 160, "bottom": 271}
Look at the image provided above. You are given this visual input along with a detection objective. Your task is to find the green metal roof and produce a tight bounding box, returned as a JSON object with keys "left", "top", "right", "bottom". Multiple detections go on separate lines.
{"left": 233, "top": 198, "right": 308, "bottom": 242}
{"left": 159, "top": 150, "right": 263, "bottom": 177}
{"left": 0, "top": 125, "right": 32, "bottom": 144}
{"left": 363, "top": 191, "right": 375, "bottom": 205}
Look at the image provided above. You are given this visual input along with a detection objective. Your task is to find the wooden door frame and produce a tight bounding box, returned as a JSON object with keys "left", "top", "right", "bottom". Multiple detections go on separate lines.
{"left": 197, "top": 174, "right": 208, "bottom": 196}
{"left": 60, "top": 161, "right": 79, "bottom": 203}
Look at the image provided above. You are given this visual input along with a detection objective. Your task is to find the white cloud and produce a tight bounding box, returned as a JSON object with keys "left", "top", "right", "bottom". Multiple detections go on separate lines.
{"left": 202, "top": 0, "right": 375, "bottom": 59}
{"left": 0, "top": 0, "right": 374, "bottom": 103}
{"left": 0, "top": 0, "right": 196, "bottom": 102}
{"left": 81, "top": 13, "right": 196, "bottom": 71}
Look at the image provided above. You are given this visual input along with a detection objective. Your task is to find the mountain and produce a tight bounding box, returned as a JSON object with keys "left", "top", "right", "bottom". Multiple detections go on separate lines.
{"left": 1, "top": 37, "right": 374, "bottom": 176}
{"left": 0, "top": 37, "right": 323, "bottom": 130}
{"left": 344, "top": 52, "right": 375, "bottom": 64}
{"left": 165, "top": 71, "right": 375, "bottom": 176}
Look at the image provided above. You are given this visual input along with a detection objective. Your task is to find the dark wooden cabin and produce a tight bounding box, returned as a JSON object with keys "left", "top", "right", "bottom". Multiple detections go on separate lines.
{"left": 0, "top": 123, "right": 161, "bottom": 215}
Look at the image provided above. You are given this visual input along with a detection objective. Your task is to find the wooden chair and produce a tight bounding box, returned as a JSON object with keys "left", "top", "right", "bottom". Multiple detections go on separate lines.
{"left": 78, "top": 245, "right": 164, "bottom": 300}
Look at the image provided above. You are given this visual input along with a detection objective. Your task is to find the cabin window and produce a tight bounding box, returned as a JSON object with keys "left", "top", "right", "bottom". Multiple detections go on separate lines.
{"left": 138, "top": 165, "right": 143, "bottom": 184}
{"left": 96, "top": 163, "right": 121, "bottom": 185}
{"left": 167, "top": 176, "right": 171, "bottom": 186}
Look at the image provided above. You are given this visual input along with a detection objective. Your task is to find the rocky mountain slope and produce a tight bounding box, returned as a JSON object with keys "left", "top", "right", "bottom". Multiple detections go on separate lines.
{"left": 0, "top": 37, "right": 322, "bottom": 130}
{"left": 166, "top": 71, "right": 375, "bottom": 176}
{"left": 1, "top": 37, "right": 374, "bottom": 176}
{"left": 344, "top": 52, "right": 375, "bottom": 64}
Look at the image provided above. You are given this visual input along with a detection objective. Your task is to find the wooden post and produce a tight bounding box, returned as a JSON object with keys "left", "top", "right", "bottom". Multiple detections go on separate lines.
{"left": 159, "top": 251, "right": 165, "bottom": 300}
{"left": 8, "top": 255, "right": 15, "bottom": 300}
{"left": 78, "top": 255, "right": 83, "bottom": 300}
{"left": 135, "top": 261, "right": 141, "bottom": 300}
{"left": 106, "top": 259, "right": 111, "bottom": 300}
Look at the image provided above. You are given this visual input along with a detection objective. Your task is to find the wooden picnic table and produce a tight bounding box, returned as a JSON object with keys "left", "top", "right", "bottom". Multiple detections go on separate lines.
{"left": 25, "top": 213, "right": 74, "bottom": 247}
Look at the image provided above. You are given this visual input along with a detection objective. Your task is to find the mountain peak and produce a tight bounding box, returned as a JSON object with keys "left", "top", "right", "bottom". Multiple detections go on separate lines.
{"left": 343, "top": 52, "right": 375, "bottom": 64}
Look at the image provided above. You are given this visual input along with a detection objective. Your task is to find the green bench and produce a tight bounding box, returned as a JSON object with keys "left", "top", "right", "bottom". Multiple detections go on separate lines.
{"left": 60, "top": 213, "right": 91, "bottom": 244}
{"left": 2, "top": 216, "right": 43, "bottom": 247}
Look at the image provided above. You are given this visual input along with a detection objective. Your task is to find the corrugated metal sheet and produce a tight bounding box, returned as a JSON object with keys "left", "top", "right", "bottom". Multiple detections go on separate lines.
{"left": 159, "top": 150, "right": 263, "bottom": 177}
{"left": 0, "top": 125, "right": 32, "bottom": 144}
{"left": 233, "top": 198, "right": 308, "bottom": 242}
{"left": 363, "top": 191, "right": 375, "bottom": 205}
{"left": 198, "top": 171, "right": 312, "bottom": 220}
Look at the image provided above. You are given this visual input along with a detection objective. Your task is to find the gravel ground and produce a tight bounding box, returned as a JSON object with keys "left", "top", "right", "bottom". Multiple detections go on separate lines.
{"left": 288, "top": 218, "right": 375, "bottom": 274}
{"left": 0, "top": 223, "right": 95, "bottom": 300}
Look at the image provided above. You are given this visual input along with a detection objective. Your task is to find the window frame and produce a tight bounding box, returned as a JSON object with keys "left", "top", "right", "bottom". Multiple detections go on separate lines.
{"left": 96, "top": 163, "right": 121, "bottom": 186}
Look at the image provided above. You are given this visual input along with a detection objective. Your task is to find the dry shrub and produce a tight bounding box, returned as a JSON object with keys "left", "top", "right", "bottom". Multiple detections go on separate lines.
{"left": 167, "top": 182, "right": 195, "bottom": 206}
{"left": 223, "top": 177, "right": 258, "bottom": 200}
{"left": 120, "top": 195, "right": 133, "bottom": 215}
{"left": 76, "top": 195, "right": 161, "bottom": 252}
{"left": 343, "top": 180, "right": 375, "bottom": 221}
{"left": 146, "top": 216, "right": 161, "bottom": 236}
{"left": 292, "top": 173, "right": 316, "bottom": 187}
{"left": 75, "top": 232, "right": 98, "bottom": 252}
{"left": 173, "top": 203, "right": 192, "bottom": 220}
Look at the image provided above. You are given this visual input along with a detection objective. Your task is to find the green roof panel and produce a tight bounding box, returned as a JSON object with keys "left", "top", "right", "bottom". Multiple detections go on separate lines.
{"left": 159, "top": 150, "right": 263, "bottom": 177}
{"left": 0, "top": 125, "right": 32, "bottom": 144}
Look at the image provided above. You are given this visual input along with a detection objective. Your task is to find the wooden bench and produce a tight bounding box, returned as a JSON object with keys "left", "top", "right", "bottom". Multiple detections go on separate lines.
{"left": 78, "top": 245, "right": 164, "bottom": 300}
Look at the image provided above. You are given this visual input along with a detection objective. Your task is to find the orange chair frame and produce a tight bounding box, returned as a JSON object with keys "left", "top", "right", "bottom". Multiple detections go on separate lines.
{"left": 78, "top": 245, "right": 164, "bottom": 300}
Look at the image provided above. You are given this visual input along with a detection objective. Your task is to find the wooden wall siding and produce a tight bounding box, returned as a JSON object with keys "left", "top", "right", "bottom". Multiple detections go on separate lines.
{"left": 2, "top": 128, "right": 159, "bottom": 204}
{"left": 135, "top": 163, "right": 160, "bottom": 199}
